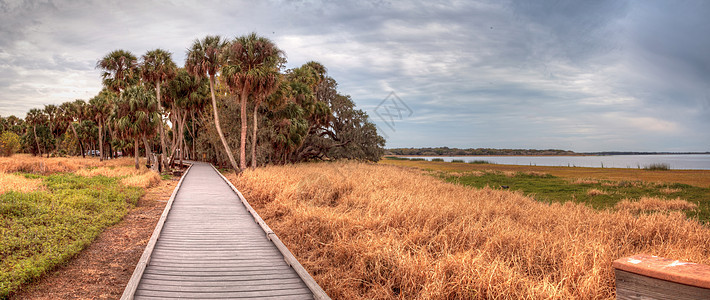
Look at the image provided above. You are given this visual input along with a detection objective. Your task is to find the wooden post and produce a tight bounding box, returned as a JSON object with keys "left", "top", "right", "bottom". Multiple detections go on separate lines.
{"left": 613, "top": 254, "right": 710, "bottom": 299}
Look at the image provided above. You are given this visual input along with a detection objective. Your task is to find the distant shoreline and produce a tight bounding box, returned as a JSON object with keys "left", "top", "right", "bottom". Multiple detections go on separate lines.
{"left": 390, "top": 152, "right": 710, "bottom": 157}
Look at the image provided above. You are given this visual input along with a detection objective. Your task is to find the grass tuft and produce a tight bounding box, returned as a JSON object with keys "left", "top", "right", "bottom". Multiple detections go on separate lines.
{"left": 587, "top": 188, "right": 608, "bottom": 196}
{"left": 616, "top": 196, "right": 697, "bottom": 213}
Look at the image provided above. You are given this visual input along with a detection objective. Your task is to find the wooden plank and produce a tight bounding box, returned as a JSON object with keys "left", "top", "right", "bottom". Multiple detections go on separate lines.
{"left": 135, "top": 294, "right": 312, "bottom": 300}
{"left": 615, "top": 269, "right": 710, "bottom": 300}
{"left": 120, "top": 163, "right": 194, "bottom": 300}
{"left": 138, "top": 277, "right": 304, "bottom": 287}
{"left": 613, "top": 254, "right": 710, "bottom": 289}
{"left": 134, "top": 287, "right": 313, "bottom": 298}
{"left": 147, "top": 261, "right": 289, "bottom": 269}
{"left": 143, "top": 268, "right": 294, "bottom": 276}
{"left": 140, "top": 272, "right": 301, "bottom": 282}
{"left": 137, "top": 282, "right": 308, "bottom": 293}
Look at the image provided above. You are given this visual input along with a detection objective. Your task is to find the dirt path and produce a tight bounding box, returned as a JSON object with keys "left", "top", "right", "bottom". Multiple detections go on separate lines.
{"left": 10, "top": 178, "right": 178, "bottom": 300}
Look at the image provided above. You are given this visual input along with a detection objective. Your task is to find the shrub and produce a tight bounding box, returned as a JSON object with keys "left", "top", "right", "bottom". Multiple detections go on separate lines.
{"left": 451, "top": 159, "right": 465, "bottom": 163}
{"left": 431, "top": 158, "right": 444, "bottom": 162}
{"left": 0, "top": 131, "right": 21, "bottom": 157}
{"left": 468, "top": 160, "right": 491, "bottom": 164}
{"left": 644, "top": 163, "right": 670, "bottom": 171}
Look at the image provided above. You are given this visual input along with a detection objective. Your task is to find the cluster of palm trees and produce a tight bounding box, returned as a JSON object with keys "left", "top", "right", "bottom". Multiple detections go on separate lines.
{"left": 0, "top": 32, "right": 385, "bottom": 172}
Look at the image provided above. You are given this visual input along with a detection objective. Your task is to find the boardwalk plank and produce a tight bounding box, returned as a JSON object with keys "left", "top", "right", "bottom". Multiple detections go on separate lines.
{"left": 134, "top": 288, "right": 313, "bottom": 298}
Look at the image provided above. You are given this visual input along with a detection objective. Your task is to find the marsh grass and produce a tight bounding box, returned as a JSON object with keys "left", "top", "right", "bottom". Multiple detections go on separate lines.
{"left": 229, "top": 162, "right": 710, "bottom": 299}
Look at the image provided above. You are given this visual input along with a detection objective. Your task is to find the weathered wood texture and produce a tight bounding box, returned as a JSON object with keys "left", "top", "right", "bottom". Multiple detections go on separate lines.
{"left": 614, "top": 254, "right": 710, "bottom": 300}
{"left": 123, "top": 162, "right": 325, "bottom": 299}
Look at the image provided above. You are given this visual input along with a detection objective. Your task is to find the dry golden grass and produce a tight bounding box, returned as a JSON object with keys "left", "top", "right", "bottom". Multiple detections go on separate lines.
{"left": 0, "top": 173, "right": 43, "bottom": 194}
{"left": 381, "top": 159, "right": 710, "bottom": 188}
{"left": 0, "top": 154, "right": 159, "bottom": 188}
{"left": 120, "top": 172, "right": 161, "bottom": 188}
{"left": 586, "top": 188, "right": 608, "bottom": 196}
{"left": 229, "top": 162, "right": 710, "bottom": 299}
{"left": 75, "top": 166, "right": 144, "bottom": 177}
{"left": 571, "top": 178, "right": 599, "bottom": 185}
{"left": 76, "top": 165, "right": 161, "bottom": 189}
{"left": 0, "top": 154, "right": 134, "bottom": 174}
{"left": 659, "top": 187, "right": 682, "bottom": 194}
{"left": 616, "top": 197, "right": 698, "bottom": 213}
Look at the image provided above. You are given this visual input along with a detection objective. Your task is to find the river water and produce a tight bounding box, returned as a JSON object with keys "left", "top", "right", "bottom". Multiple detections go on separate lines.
{"left": 402, "top": 154, "right": 710, "bottom": 170}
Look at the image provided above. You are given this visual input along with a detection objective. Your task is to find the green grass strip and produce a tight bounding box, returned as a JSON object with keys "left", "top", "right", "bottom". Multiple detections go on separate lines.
{"left": 0, "top": 173, "right": 143, "bottom": 298}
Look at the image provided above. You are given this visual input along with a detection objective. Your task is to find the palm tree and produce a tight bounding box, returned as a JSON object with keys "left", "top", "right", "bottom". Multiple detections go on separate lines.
{"left": 165, "top": 68, "right": 209, "bottom": 166}
{"left": 114, "top": 85, "right": 159, "bottom": 169}
{"left": 97, "top": 50, "right": 139, "bottom": 94}
{"left": 89, "top": 89, "right": 115, "bottom": 161}
{"left": 61, "top": 100, "right": 86, "bottom": 156}
{"left": 141, "top": 49, "right": 177, "bottom": 171}
{"left": 25, "top": 108, "right": 47, "bottom": 156}
{"left": 185, "top": 35, "right": 239, "bottom": 172}
{"left": 222, "top": 32, "right": 283, "bottom": 169}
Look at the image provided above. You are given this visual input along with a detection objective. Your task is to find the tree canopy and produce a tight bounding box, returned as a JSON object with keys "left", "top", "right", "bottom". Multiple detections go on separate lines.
{"left": 6, "top": 32, "right": 385, "bottom": 168}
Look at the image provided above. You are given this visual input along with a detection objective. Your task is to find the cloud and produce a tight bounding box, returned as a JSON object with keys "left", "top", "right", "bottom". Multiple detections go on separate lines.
{"left": 0, "top": 0, "right": 708, "bottom": 151}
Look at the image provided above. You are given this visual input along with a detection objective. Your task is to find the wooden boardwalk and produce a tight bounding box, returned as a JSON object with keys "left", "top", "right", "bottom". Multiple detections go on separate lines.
{"left": 122, "top": 162, "right": 328, "bottom": 299}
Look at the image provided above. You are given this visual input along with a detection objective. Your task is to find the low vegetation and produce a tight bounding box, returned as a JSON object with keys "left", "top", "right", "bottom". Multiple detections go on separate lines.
{"left": 644, "top": 163, "right": 671, "bottom": 170}
{"left": 230, "top": 162, "right": 710, "bottom": 299}
{"left": 0, "top": 156, "right": 158, "bottom": 297}
{"left": 434, "top": 169, "right": 709, "bottom": 222}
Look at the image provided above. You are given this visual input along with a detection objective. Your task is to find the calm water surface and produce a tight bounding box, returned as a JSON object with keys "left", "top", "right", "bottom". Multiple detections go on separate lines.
{"left": 403, "top": 155, "right": 710, "bottom": 170}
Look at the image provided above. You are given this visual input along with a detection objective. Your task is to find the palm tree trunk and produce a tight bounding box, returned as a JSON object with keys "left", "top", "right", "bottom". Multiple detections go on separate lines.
{"left": 71, "top": 123, "right": 85, "bottom": 158}
{"left": 98, "top": 122, "right": 104, "bottom": 162}
{"left": 33, "top": 125, "right": 42, "bottom": 157}
{"left": 155, "top": 82, "right": 167, "bottom": 172}
{"left": 134, "top": 138, "right": 139, "bottom": 169}
{"left": 142, "top": 135, "right": 152, "bottom": 167}
{"left": 179, "top": 113, "right": 187, "bottom": 166}
{"left": 191, "top": 119, "right": 197, "bottom": 161}
{"left": 209, "top": 75, "right": 239, "bottom": 173}
{"left": 251, "top": 102, "right": 258, "bottom": 168}
{"left": 167, "top": 106, "right": 180, "bottom": 166}
{"left": 239, "top": 87, "right": 248, "bottom": 170}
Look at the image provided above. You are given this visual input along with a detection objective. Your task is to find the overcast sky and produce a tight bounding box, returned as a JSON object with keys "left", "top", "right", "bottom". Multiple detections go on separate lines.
{"left": 1, "top": 0, "right": 708, "bottom": 152}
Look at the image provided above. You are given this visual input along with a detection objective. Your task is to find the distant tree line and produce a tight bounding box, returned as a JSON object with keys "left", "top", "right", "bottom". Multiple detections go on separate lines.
{"left": 386, "top": 147, "right": 577, "bottom": 156}
{"left": 0, "top": 33, "right": 385, "bottom": 172}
